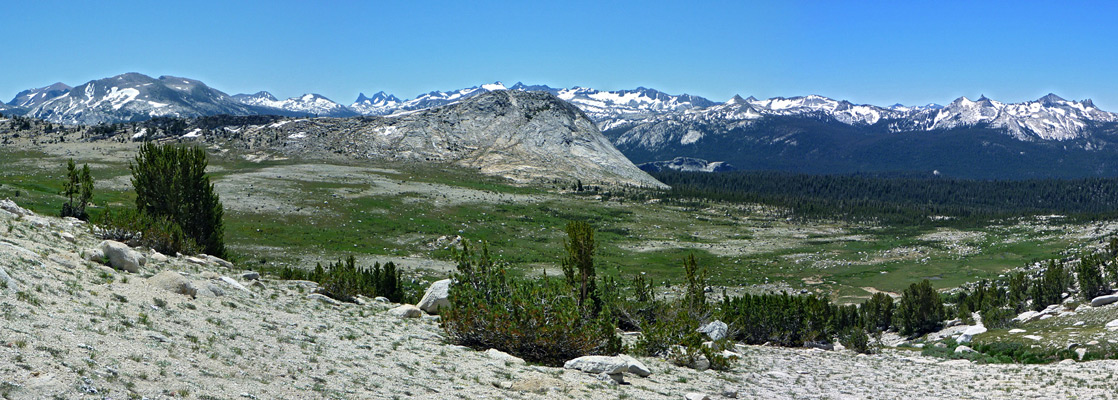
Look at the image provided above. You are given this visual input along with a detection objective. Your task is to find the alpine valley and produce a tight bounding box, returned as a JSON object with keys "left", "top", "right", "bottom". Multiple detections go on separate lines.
{"left": 6, "top": 72, "right": 1118, "bottom": 178}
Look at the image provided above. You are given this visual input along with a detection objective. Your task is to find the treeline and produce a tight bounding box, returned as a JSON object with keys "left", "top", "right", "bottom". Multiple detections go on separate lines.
{"left": 651, "top": 170, "right": 1118, "bottom": 224}
{"left": 273, "top": 256, "right": 411, "bottom": 304}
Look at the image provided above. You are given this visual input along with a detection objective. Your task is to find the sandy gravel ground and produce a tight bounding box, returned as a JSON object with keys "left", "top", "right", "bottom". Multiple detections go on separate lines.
{"left": 3, "top": 203, "right": 1118, "bottom": 399}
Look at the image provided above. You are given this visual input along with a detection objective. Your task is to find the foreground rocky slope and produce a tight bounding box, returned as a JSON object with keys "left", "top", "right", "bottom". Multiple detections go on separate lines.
{"left": 3, "top": 199, "right": 1118, "bottom": 399}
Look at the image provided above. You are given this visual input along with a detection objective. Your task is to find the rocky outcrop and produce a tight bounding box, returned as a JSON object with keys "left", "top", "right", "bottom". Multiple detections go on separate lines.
{"left": 248, "top": 91, "right": 666, "bottom": 188}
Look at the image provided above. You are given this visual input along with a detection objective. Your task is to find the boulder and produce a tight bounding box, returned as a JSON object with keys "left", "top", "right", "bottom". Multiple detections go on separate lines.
{"left": 147, "top": 271, "right": 197, "bottom": 297}
{"left": 417, "top": 279, "right": 452, "bottom": 314}
{"left": 305, "top": 293, "right": 338, "bottom": 305}
{"left": 199, "top": 283, "right": 225, "bottom": 297}
{"left": 0, "top": 199, "right": 32, "bottom": 217}
{"left": 697, "top": 320, "right": 728, "bottom": 341}
{"left": 618, "top": 354, "right": 651, "bottom": 377}
{"left": 954, "top": 345, "right": 976, "bottom": 354}
{"left": 388, "top": 304, "right": 423, "bottom": 318}
{"left": 957, "top": 325, "right": 987, "bottom": 344}
{"left": 1089, "top": 294, "right": 1118, "bottom": 307}
{"left": 202, "top": 254, "right": 234, "bottom": 268}
{"left": 99, "top": 240, "right": 141, "bottom": 272}
{"left": 563, "top": 356, "right": 629, "bottom": 375}
{"left": 485, "top": 348, "right": 525, "bottom": 365}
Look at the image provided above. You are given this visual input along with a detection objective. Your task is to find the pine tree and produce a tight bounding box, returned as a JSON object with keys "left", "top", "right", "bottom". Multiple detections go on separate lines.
{"left": 562, "top": 221, "right": 596, "bottom": 310}
{"left": 131, "top": 142, "right": 225, "bottom": 257}
{"left": 61, "top": 158, "right": 93, "bottom": 220}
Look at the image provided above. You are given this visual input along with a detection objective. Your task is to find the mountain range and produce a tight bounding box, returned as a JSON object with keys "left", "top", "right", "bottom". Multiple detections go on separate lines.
{"left": 7, "top": 72, "right": 1118, "bottom": 178}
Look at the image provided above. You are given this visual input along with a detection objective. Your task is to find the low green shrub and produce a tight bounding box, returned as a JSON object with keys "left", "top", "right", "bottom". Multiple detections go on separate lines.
{"left": 93, "top": 207, "right": 199, "bottom": 255}
{"left": 840, "top": 326, "right": 872, "bottom": 354}
{"left": 441, "top": 241, "right": 619, "bottom": 366}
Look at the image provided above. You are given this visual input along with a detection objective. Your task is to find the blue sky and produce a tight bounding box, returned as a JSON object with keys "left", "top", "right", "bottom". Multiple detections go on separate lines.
{"left": 4, "top": 1, "right": 1118, "bottom": 109}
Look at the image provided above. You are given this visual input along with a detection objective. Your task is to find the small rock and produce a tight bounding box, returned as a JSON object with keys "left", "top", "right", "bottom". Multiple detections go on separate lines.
{"left": 1023, "top": 335, "right": 1043, "bottom": 341}
{"left": 148, "top": 271, "right": 197, "bottom": 297}
{"left": 1090, "top": 294, "right": 1118, "bottom": 307}
{"left": 307, "top": 293, "right": 341, "bottom": 306}
{"left": 595, "top": 372, "right": 624, "bottom": 385}
{"left": 241, "top": 271, "right": 260, "bottom": 281}
{"left": 388, "top": 304, "right": 423, "bottom": 318}
{"left": 186, "top": 256, "right": 208, "bottom": 266}
{"left": 685, "top": 393, "right": 711, "bottom": 400}
{"left": 1008, "top": 329, "right": 1026, "bottom": 334}
{"left": 83, "top": 248, "right": 104, "bottom": 263}
{"left": 721, "top": 386, "right": 739, "bottom": 398}
{"left": 563, "top": 356, "right": 628, "bottom": 375}
{"left": 954, "top": 345, "right": 977, "bottom": 354}
{"left": 417, "top": 279, "right": 451, "bottom": 314}
{"left": 1106, "top": 319, "right": 1118, "bottom": 331}
{"left": 59, "top": 232, "right": 76, "bottom": 243}
{"left": 100, "top": 240, "right": 141, "bottom": 272}
{"left": 149, "top": 250, "right": 168, "bottom": 263}
{"left": 219, "top": 276, "right": 254, "bottom": 296}
{"left": 374, "top": 296, "right": 390, "bottom": 303}
{"left": 148, "top": 333, "right": 169, "bottom": 343}
{"left": 697, "top": 320, "right": 728, "bottom": 341}
{"left": 1076, "top": 348, "right": 1087, "bottom": 360}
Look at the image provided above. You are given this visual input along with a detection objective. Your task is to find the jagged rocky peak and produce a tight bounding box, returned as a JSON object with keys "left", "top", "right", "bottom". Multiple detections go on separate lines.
{"left": 355, "top": 91, "right": 401, "bottom": 104}
{"left": 1038, "top": 93, "right": 1066, "bottom": 105}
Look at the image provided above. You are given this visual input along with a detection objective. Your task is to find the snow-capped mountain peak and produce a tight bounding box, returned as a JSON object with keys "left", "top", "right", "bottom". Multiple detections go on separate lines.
{"left": 349, "top": 91, "right": 403, "bottom": 115}
{"left": 232, "top": 92, "right": 353, "bottom": 117}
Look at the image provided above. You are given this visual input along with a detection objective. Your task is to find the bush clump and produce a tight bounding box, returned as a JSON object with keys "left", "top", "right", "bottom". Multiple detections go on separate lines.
{"left": 275, "top": 256, "right": 407, "bottom": 303}
{"left": 441, "top": 241, "right": 619, "bottom": 366}
{"left": 93, "top": 207, "right": 199, "bottom": 255}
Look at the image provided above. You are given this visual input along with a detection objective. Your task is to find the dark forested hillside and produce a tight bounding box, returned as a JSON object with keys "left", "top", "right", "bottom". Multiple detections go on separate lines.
{"left": 652, "top": 170, "right": 1118, "bottom": 224}
{"left": 608, "top": 116, "right": 1118, "bottom": 180}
